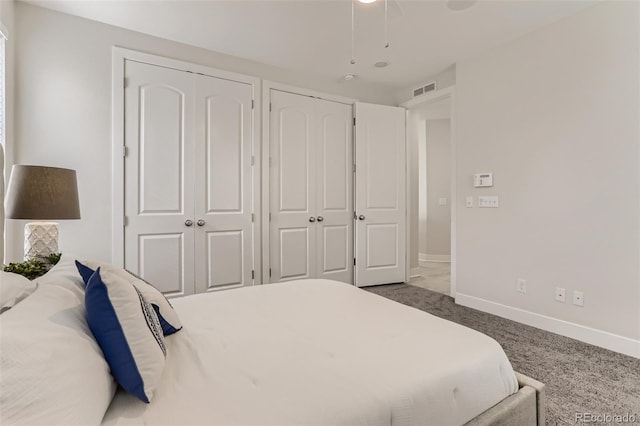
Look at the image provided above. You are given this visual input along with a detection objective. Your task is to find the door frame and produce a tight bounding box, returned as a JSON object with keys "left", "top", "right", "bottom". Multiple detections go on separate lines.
{"left": 111, "top": 47, "right": 262, "bottom": 283}
{"left": 261, "top": 81, "right": 355, "bottom": 283}
{"left": 401, "top": 86, "right": 457, "bottom": 297}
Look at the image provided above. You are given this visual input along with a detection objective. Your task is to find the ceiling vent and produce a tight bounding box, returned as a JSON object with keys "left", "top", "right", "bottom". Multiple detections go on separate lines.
{"left": 412, "top": 81, "right": 437, "bottom": 98}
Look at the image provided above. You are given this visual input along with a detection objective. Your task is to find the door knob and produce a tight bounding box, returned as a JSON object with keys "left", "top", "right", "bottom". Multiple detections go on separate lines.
{"left": 316, "top": 216, "right": 324, "bottom": 222}
{"left": 358, "top": 215, "right": 366, "bottom": 221}
{"left": 197, "top": 219, "right": 205, "bottom": 226}
{"left": 185, "top": 219, "right": 193, "bottom": 227}
{"left": 309, "top": 217, "right": 316, "bottom": 223}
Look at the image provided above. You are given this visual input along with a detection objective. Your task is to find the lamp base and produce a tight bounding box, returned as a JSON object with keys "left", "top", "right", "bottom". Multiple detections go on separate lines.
{"left": 24, "top": 222, "right": 59, "bottom": 260}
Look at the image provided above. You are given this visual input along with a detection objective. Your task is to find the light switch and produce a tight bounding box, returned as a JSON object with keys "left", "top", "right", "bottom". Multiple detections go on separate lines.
{"left": 438, "top": 198, "right": 448, "bottom": 206}
{"left": 466, "top": 196, "right": 473, "bottom": 208}
{"left": 478, "top": 196, "right": 499, "bottom": 208}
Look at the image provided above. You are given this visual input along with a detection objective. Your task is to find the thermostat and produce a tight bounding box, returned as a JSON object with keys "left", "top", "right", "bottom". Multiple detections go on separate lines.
{"left": 474, "top": 173, "right": 493, "bottom": 188}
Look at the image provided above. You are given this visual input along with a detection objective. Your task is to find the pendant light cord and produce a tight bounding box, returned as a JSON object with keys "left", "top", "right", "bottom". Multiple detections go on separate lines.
{"left": 351, "top": 1, "right": 356, "bottom": 64}
{"left": 384, "top": 0, "right": 389, "bottom": 48}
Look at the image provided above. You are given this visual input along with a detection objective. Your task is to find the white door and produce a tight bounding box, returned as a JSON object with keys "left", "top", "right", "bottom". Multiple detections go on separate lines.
{"left": 354, "top": 102, "right": 406, "bottom": 287}
{"left": 124, "top": 60, "right": 196, "bottom": 297}
{"left": 194, "top": 74, "right": 254, "bottom": 292}
{"left": 315, "top": 98, "right": 353, "bottom": 283}
{"left": 269, "top": 90, "right": 316, "bottom": 282}
{"left": 269, "top": 91, "right": 353, "bottom": 283}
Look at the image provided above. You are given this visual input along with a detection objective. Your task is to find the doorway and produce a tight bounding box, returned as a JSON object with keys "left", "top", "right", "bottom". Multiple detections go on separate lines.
{"left": 404, "top": 89, "right": 454, "bottom": 296}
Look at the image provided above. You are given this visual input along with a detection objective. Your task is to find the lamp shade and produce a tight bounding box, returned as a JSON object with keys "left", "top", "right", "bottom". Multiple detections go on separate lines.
{"left": 5, "top": 165, "right": 81, "bottom": 220}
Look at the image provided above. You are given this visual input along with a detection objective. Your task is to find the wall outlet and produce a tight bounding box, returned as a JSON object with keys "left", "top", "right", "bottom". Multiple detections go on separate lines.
{"left": 517, "top": 278, "right": 527, "bottom": 293}
{"left": 466, "top": 196, "right": 473, "bottom": 208}
{"left": 555, "top": 287, "right": 566, "bottom": 302}
{"left": 573, "top": 290, "right": 584, "bottom": 307}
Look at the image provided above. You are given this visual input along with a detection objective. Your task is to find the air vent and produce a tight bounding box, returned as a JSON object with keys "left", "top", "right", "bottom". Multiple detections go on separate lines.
{"left": 412, "top": 81, "right": 437, "bottom": 98}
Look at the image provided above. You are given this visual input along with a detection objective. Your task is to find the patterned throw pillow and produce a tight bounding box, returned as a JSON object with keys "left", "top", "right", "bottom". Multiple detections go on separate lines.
{"left": 85, "top": 267, "right": 166, "bottom": 403}
{"left": 76, "top": 260, "right": 182, "bottom": 336}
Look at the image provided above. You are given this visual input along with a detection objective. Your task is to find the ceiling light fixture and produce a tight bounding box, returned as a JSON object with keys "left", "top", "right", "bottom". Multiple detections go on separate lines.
{"left": 344, "top": 73, "right": 357, "bottom": 81}
{"left": 358, "top": 0, "right": 377, "bottom": 3}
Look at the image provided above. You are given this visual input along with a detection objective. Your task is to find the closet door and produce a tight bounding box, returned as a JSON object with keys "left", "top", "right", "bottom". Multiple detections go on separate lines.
{"left": 354, "top": 102, "right": 406, "bottom": 287}
{"left": 124, "top": 60, "right": 196, "bottom": 297}
{"left": 194, "top": 74, "right": 254, "bottom": 292}
{"left": 315, "top": 99, "right": 353, "bottom": 283}
{"left": 269, "top": 90, "right": 317, "bottom": 282}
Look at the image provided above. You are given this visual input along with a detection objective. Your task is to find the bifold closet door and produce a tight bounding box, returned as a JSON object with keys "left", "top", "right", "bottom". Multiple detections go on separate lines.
{"left": 315, "top": 99, "right": 353, "bottom": 283}
{"left": 269, "top": 90, "right": 353, "bottom": 283}
{"left": 124, "top": 60, "right": 255, "bottom": 296}
{"left": 193, "top": 74, "right": 254, "bottom": 292}
{"left": 124, "top": 60, "right": 196, "bottom": 297}
{"left": 269, "top": 91, "right": 316, "bottom": 282}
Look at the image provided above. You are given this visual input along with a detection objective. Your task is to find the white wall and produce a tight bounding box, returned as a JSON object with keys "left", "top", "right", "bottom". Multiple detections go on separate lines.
{"left": 7, "top": 3, "right": 396, "bottom": 263}
{"left": 421, "top": 119, "right": 451, "bottom": 257}
{"left": 0, "top": 0, "right": 15, "bottom": 263}
{"left": 455, "top": 1, "right": 640, "bottom": 356}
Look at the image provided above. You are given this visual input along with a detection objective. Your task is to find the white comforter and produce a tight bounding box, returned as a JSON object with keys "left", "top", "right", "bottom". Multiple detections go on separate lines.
{"left": 102, "top": 280, "right": 518, "bottom": 426}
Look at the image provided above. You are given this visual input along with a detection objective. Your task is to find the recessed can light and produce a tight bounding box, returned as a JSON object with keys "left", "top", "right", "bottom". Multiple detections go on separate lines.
{"left": 358, "top": 0, "right": 376, "bottom": 3}
{"left": 344, "top": 73, "right": 357, "bottom": 81}
{"left": 374, "top": 61, "right": 389, "bottom": 68}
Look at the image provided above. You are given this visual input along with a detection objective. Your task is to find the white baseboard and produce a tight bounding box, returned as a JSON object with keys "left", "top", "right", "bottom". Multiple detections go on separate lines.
{"left": 419, "top": 253, "right": 451, "bottom": 264}
{"left": 410, "top": 267, "right": 421, "bottom": 278}
{"left": 455, "top": 293, "right": 640, "bottom": 359}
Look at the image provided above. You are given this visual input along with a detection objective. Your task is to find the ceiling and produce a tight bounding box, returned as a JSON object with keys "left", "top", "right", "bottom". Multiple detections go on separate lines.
{"left": 24, "top": 0, "right": 598, "bottom": 90}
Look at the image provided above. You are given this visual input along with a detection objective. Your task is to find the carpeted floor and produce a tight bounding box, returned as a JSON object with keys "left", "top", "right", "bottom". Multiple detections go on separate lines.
{"left": 365, "top": 283, "right": 640, "bottom": 425}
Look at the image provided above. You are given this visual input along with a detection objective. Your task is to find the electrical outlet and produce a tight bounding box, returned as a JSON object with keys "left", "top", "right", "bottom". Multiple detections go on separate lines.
{"left": 555, "top": 287, "right": 566, "bottom": 302}
{"left": 573, "top": 290, "right": 584, "bottom": 307}
{"left": 517, "top": 278, "right": 527, "bottom": 293}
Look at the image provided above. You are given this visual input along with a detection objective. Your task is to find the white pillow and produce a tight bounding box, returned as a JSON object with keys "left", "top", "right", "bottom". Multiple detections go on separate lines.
{"left": 0, "top": 270, "right": 117, "bottom": 425}
{"left": 0, "top": 271, "right": 37, "bottom": 313}
{"left": 37, "top": 254, "right": 86, "bottom": 290}
{"left": 76, "top": 260, "right": 182, "bottom": 336}
{"left": 85, "top": 267, "right": 166, "bottom": 403}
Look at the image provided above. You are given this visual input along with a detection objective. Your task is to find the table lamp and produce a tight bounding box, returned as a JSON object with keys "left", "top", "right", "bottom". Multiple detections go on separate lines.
{"left": 5, "top": 165, "right": 80, "bottom": 260}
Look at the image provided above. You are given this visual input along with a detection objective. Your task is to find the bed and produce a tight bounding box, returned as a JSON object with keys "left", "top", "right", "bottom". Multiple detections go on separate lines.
{"left": 0, "top": 258, "right": 544, "bottom": 426}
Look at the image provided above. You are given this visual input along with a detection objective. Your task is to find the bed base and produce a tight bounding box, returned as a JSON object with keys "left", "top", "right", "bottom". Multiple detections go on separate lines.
{"left": 465, "top": 372, "right": 545, "bottom": 426}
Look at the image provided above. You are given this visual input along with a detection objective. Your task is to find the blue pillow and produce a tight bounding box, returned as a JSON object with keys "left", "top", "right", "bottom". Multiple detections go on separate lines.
{"left": 75, "top": 260, "right": 94, "bottom": 283}
{"left": 85, "top": 267, "right": 166, "bottom": 403}
{"left": 76, "top": 260, "right": 182, "bottom": 336}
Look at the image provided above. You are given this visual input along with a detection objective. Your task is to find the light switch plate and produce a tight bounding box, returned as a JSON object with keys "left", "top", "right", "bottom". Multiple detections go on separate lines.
{"left": 466, "top": 196, "right": 473, "bottom": 208}
{"left": 573, "top": 290, "right": 584, "bottom": 307}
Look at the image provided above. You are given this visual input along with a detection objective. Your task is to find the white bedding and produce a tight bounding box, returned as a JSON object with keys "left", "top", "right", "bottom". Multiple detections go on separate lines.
{"left": 102, "top": 280, "right": 518, "bottom": 426}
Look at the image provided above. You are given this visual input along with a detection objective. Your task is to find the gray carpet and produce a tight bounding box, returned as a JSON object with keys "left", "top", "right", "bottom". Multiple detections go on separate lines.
{"left": 365, "top": 283, "right": 640, "bottom": 425}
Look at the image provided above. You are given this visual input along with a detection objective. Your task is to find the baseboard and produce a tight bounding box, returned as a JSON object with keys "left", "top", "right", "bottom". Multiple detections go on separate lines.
{"left": 410, "top": 267, "right": 421, "bottom": 278}
{"left": 455, "top": 293, "right": 640, "bottom": 359}
{"left": 419, "top": 253, "right": 451, "bottom": 264}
